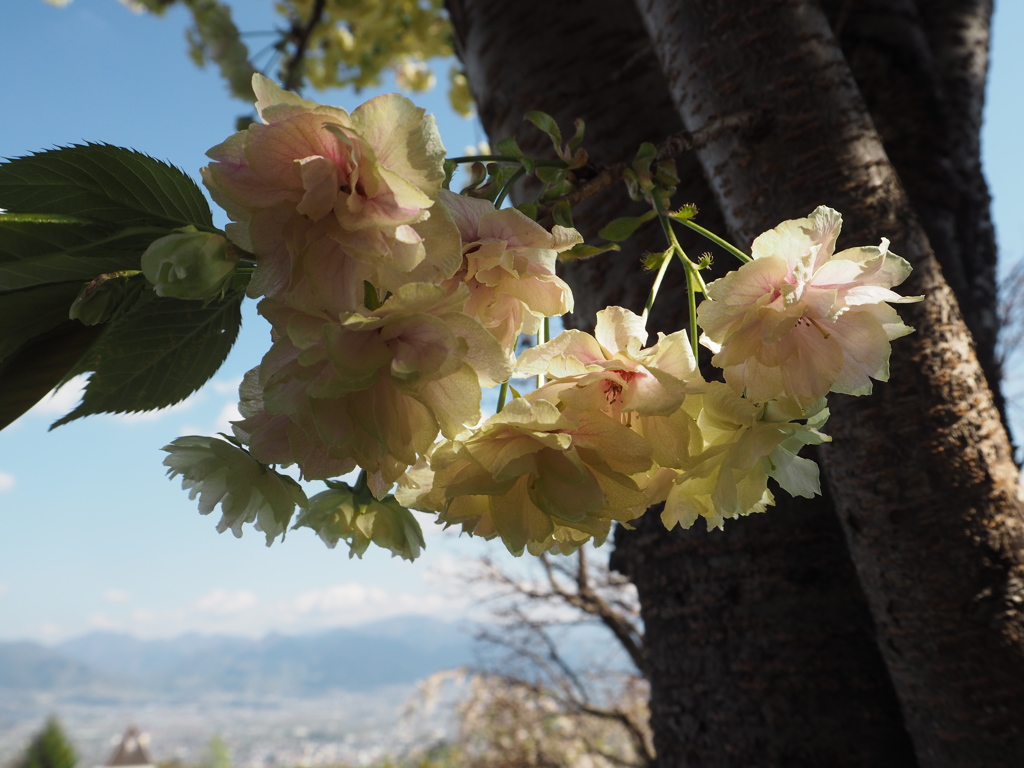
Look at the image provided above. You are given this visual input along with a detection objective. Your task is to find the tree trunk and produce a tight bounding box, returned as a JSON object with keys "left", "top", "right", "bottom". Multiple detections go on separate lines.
{"left": 634, "top": 0, "right": 1024, "bottom": 764}
{"left": 448, "top": 1, "right": 916, "bottom": 765}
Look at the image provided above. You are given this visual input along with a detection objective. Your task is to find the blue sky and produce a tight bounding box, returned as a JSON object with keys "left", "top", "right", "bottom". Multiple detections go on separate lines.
{"left": 0, "top": 0, "right": 1021, "bottom": 643}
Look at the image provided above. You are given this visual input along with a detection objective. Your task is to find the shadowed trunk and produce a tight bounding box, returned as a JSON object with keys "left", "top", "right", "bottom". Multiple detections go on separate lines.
{"left": 635, "top": 0, "right": 1024, "bottom": 764}
{"left": 448, "top": 1, "right": 916, "bottom": 765}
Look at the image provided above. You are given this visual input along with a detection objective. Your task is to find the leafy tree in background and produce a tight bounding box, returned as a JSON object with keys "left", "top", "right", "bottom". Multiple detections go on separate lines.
{"left": 15, "top": 717, "right": 78, "bottom": 768}
{"left": 28, "top": 0, "right": 1024, "bottom": 765}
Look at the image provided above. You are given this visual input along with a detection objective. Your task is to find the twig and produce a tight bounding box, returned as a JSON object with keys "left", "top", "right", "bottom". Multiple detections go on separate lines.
{"left": 281, "top": 0, "right": 327, "bottom": 92}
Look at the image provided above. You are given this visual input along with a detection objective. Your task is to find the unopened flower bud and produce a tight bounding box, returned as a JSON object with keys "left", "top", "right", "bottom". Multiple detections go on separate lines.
{"left": 141, "top": 227, "right": 238, "bottom": 300}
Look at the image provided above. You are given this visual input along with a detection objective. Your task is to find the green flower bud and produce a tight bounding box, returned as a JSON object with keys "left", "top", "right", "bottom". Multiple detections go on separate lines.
{"left": 141, "top": 227, "right": 238, "bottom": 300}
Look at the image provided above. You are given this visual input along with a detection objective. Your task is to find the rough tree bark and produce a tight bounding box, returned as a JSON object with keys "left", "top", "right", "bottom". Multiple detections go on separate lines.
{"left": 448, "top": 0, "right": 1023, "bottom": 764}
{"left": 634, "top": 0, "right": 1024, "bottom": 764}
{"left": 447, "top": 3, "right": 916, "bottom": 765}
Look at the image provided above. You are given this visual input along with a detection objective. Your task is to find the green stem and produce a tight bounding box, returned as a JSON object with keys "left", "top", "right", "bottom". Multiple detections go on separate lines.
{"left": 654, "top": 196, "right": 705, "bottom": 358}
{"left": 446, "top": 154, "right": 520, "bottom": 164}
{"left": 536, "top": 317, "right": 552, "bottom": 390}
{"left": 673, "top": 216, "right": 752, "bottom": 264}
{"left": 685, "top": 262, "right": 700, "bottom": 359}
{"left": 496, "top": 381, "right": 509, "bottom": 412}
{"left": 642, "top": 248, "right": 673, "bottom": 324}
{"left": 446, "top": 155, "right": 568, "bottom": 168}
{"left": 494, "top": 166, "right": 527, "bottom": 209}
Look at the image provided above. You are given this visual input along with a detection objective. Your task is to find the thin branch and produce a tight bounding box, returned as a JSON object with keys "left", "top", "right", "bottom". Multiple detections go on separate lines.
{"left": 536, "top": 108, "right": 768, "bottom": 227}
{"left": 281, "top": 0, "right": 327, "bottom": 92}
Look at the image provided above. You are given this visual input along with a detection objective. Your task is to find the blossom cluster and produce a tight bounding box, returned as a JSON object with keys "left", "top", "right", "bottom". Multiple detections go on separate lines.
{"left": 163, "top": 77, "right": 920, "bottom": 557}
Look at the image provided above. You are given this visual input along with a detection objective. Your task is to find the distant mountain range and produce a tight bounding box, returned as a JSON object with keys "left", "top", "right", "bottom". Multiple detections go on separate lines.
{"left": 0, "top": 616, "right": 478, "bottom": 696}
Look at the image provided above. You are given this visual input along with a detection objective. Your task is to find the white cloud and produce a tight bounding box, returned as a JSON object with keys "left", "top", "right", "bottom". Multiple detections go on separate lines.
{"left": 278, "top": 582, "right": 470, "bottom": 628}
{"left": 88, "top": 612, "right": 125, "bottom": 632}
{"left": 103, "top": 588, "right": 132, "bottom": 604}
{"left": 26, "top": 374, "right": 88, "bottom": 418}
{"left": 211, "top": 376, "right": 243, "bottom": 396}
{"left": 0, "top": 472, "right": 14, "bottom": 493}
{"left": 211, "top": 401, "right": 241, "bottom": 434}
{"left": 196, "top": 588, "right": 259, "bottom": 614}
{"left": 0, "top": 583, "right": 8, "bottom": 598}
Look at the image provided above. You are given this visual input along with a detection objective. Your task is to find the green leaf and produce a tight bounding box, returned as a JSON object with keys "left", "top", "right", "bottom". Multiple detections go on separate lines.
{"left": 552, "top": 200, "right": 574, "bottom": 229}
{"left": 0, "top": 282, "right": 84, "bottom": 365}
{"left": 598, "top": 210, "right": 657, "bottom": 242}
{"left": 558, "top": 242, "right": 622, "bottom": 263}
{"left": 495, "top": 136, "right": 524, "bottom": 159}
{"left": 516, "top": 202, "right": 538, "bottom": 220}
{"left": 0, "top": 144, "right": 213, "bottom": 229}
{"left": 672, "top": 203, "right": 700, "bottom": 220}
{"left": 0, "top": 320, "right": 104, "bottom": 431}
{"left": 51, "top": 288, "right": 244, "bottom": 427}
{"left": 525, "top": 111, "right": 562, "bottom": 150}
{"left": 567, "top": 118, "right": 586, "bottom": 152}
{"left": 0, "top": 215, "right": 158, "bottom": 291}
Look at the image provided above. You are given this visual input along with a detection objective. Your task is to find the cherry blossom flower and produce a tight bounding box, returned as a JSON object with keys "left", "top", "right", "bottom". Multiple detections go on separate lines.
{"left": 642, "top": 383, "right": 830, "bottom": 531}
{"left": 162, "top": 435, "right": 307, "bottom": 545}
{"left": 438, "top": 189, "right": 579, "bottom": 355}
{"left": 202, "top": 74, "right": 459, "bottom": 311}
{"left": 233, "top": 283, "right": 511, "bottom": 496}
{"left": 697, "top": 206, "right": 921, "bottom": 405}
{"left": 517, "top": 306, "right": 698, "bottom": 424}
{"left": 397, "top": 398, "right": 651, "bottom": 555}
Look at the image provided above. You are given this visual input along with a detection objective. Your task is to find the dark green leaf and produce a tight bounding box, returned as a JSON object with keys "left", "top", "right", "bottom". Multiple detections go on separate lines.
{"left": 0, "top": 144, "right": 213, "bottom": 229}
{"left": 0, "top": 320, "right": 104, "bottom": 431}
{"left": 672, "top": 203, "right": 700, "bottom": 220}
{"left": 567, "top": 118, "right": 586, "bottom": 152}
{"left": 516, "top": 203, "right": 538, "bottom": 220}
{"left": 0, "top": 216, "right": 157, "bottom": 291}
{"left": 552, "top": 200, "right": 574, "bottom": 229}
{"left": 0, "top": 282, "right": 84, "bottom": 365}
{"left": 558, "top": 242, "right": 622, "bottom": 263}
{"left": 495, "top": 137, "right": 524, "bottom": 159}
{"left": 598, "top": 211, "right": 657, "bottom": 242}
{"left": 51, "top": 288, "right": 244, "bottom": 427}
{"left": 525, "top": 111, "right": 562, "bottom": 150}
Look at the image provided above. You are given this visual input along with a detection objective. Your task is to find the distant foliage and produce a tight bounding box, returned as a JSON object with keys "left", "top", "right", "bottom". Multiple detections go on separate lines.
{"left": 110, "top": 0, "right": 470, "bottom": 114}
{"left": 15, "top": 717, "right": 78, "bottom": 768}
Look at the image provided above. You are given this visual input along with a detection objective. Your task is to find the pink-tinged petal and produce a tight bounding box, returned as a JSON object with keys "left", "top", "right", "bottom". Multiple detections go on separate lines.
{"left": 295, "top": 155, "right": 339, "bottom": 220}
{"left": 416, "top": 364, "right": 481, "bottom": 439}
{"left": 516, "top": 330, "right": 606, "bottom": 376}
{"left": 705, "top": 255, "right": 789, "bottom": 307}
{"left": 550, "top": 225, "right": 584, "bottom": 252}
{"left": 436, "top": 188, "right": 492, "bottom": 241}
{"left": 624, "top": 366, "right": 687, "bottom": 416}
{"left": 809, "top": 257, "right": 870, "bottom": 289}
{"left": 828, "top": 310, "right": 893, "bottom": 395}
{"left": 203, "top": 130, "right": 290, "bottom": 213}
{"left": 595, "top": 306, "right": 648, "bottom": 357}
{"left": 803, "top": 205, "right": 843, "bottom": 271}
{"left": 252, "top": 73, "right": 324, "bottom": 122}
{"left": 841, "top": 284, "right": 911, "bottom": 307}
{"left": 443, "top": 312, "right": 513, "bottom": 387}
{"left": 498, "top": 273, "right": 573, "bottom": 317}
{"left": 571, "top": 411, "right": 653, "bottom": 476}
{"left": 833, "top": 242, "right": 911, "bottom": 284}
{"left": 644, "top": 330, "right": 697, "bottom": 379}
{"left": 350, "top": 93, "right": 447, "bottom": 198}
{"left": 381, "top": 313, "right": 463, "bottom": 382}
{"left": 777, "top": 324, "right": 845, "bottom": 402}
{"left": 246, "top": 113, "right": 340, "bottom": 190}
{"left": 478, "top": 206, "right": 558, "bottom": 250}
{"left": 489, "top": 477, "right": 556, "bottom": 555}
